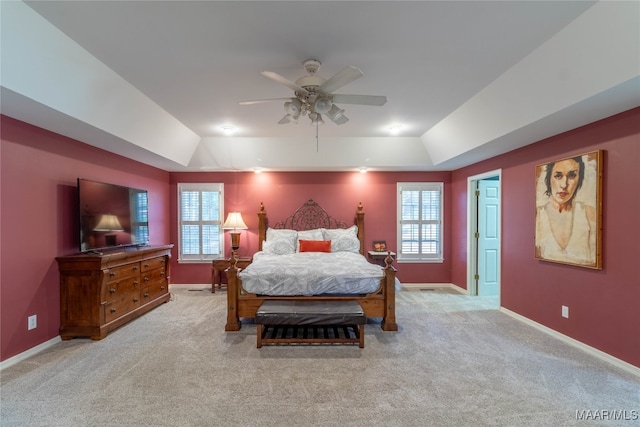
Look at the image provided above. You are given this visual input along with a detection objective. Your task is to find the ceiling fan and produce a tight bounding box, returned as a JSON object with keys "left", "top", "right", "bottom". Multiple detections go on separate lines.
{"left": 239, "top": 59, "right": 387, "bottom": 125}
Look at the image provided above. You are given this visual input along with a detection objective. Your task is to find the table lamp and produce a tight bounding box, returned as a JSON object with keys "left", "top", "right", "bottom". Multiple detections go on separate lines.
{"left": 222, "top": 212, "right": 248, "bottom": 253}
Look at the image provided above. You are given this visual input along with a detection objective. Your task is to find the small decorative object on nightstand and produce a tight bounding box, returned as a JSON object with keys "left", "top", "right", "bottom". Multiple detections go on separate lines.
{"left": 368, "top": 250, "right": 396, "bottom": 267}
{"left": 372, "top": 240, "right": 387, "bottom": 252}
{"left": 211, "top": 257, "right": 252, "bottom": 293}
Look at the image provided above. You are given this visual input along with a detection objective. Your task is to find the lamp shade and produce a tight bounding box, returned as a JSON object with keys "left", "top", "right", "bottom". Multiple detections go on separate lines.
{"left": 94, "top": 214, "right": 124, "bottom": 231}
{"left": 284, "top": 98, "right": 302, "bottom": 117}
{"left": 314, "top": 97, "right": 332, "bottom": 114}
{"left": 222, "top": 212, "right": 248, "bottom": 230}
{"left": 309, "top": 112, "right": 324, "bottom": 125}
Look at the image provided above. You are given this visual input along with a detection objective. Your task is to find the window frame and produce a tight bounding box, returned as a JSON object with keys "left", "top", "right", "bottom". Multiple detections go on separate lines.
{"left": 177, "top": 183, "right": 224, "bottom": 262}
{"left": 397, "top": 182, "right": 444, "bottom": 263}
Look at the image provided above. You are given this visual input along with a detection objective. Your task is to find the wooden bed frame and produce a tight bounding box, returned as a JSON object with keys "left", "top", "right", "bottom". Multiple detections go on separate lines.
{"left": 225, "top": 199, "right": 398, "bottom": 332}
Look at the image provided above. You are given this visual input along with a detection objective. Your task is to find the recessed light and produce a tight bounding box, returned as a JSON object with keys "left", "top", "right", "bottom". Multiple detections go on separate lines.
{"left": 388, "top": 124, "right": 403, "bottom": 135}
{"left": 220, "top": 125, "right": 236, "bottom": 135}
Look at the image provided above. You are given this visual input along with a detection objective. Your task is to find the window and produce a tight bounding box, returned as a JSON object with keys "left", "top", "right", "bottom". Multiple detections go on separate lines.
{"left": 131, "top": 190, "right": 149, "bottom": 244}
{"left": 397, "top": 182, "right": 443, "bottom": 262}
{"left": 177, "top": 183, "right": 224, "bottom": 261}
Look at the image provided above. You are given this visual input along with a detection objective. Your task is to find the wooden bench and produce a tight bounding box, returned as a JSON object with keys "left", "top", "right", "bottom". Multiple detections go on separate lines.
{"left": 255, "top": 300, "right": 366, "bottom": 348}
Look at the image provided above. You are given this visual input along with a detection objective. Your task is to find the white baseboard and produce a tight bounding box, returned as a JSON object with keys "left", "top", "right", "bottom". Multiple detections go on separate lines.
{"left": 500, "top": 307, "right": 640, "bottom": 378}
{"left": 169, "top": 283, "right": 209, "bottom": 289}
{"left": 0, "top": 336, "right": 61, "bottom": 371}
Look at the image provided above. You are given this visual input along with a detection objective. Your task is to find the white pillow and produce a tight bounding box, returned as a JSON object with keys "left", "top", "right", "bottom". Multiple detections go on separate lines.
{"left": 265, "top": 228, "right": 297, "bottom": 255}
{"left": 296, "top": 228, "right": 325, "bottom": 251}
{"left": 266, "top": 227, "right": 297, "bottom": 241}
{"left": 323, "top": 226, "right": 360, "bottom": 253}
{"left": 262, "top": 239, "right": 295, "bottom": 255}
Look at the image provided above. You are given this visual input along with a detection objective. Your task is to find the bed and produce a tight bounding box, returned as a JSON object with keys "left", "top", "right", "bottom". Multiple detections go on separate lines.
{"left": 225, "top": 199, "right": 398, "bottom": 332}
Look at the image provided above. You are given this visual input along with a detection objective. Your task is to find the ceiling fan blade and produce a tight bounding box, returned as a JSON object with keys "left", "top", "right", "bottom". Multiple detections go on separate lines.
{"left": 262, "top": 71, "right": 309, "bottom": 96}
{"left": 319, "top": 66, "right": 363, "bottom": 93}
{"left": 238, "top": 98, "right": 290, "bottom": 105}
{"left": 331, "top": 94, "right": 387, "bottom": 106}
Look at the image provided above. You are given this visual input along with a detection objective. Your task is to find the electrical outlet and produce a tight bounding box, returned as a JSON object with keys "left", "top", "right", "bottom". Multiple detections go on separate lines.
{"left": 28, "top": 315, "right": 37, "bottom": 330}
{"left": 561, "top": 305, "right": 569, "bottom": 319}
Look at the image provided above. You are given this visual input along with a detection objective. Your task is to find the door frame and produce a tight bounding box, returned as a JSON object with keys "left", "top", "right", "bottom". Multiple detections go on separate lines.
{"left": 466, "top": 169, "right": 502, "bottom": 298}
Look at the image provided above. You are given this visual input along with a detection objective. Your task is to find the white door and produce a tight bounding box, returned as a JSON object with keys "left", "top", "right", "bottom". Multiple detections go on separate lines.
{"left": 477, "top": 179, "right": 500, "bottom": 296}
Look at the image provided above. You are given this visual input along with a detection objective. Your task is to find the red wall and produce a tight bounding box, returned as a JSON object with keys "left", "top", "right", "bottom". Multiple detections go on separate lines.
{"left": 0, "top": 116, "right": 171, "bottom": 362}
{"left": 451, "top": 108, "right": 640, "bottom": 368}
{"left": 169, "top": 171, "right": 453, "bottom": 285}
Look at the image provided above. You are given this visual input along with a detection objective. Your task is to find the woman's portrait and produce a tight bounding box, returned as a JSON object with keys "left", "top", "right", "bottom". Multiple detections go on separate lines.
{"left": 535, "top": 150, "right": 603, "bottom": 269}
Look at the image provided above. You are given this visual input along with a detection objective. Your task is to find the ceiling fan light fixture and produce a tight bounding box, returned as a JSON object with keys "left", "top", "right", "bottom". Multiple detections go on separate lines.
{"left": 242, "top": 60, "right": 385, "bottom": 128}
{"left": 327, "top": 104, "right": 349, "bottom": 124}
{"left": 284, "top": 98, "right": 302, "bottom": 117}
{"left": 314, "top": 97, "right": 332, "bottom": 114}
{"left": 309, "top": 112, "right": 324, "bottom": 125}
{"left": 326, "top": 104, "right": 344, "bottom": 120}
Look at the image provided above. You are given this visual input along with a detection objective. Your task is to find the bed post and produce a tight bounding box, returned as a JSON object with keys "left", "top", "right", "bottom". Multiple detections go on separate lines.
{"left": 381, "top": 256, "right": 398, "bottom": 331}
{"left": 258, "top": 202, "right": 267, "bottom": 252}
{"left": 225, "top": 253, "right": 241, "bottom": 331}
{"left": 355, "top": 202, "right": 365, "bottom": 255}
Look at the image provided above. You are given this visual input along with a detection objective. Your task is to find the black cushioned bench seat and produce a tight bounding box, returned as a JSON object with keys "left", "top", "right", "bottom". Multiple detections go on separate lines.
{"left": 255, "top": 300, "right": 365, "bottom": 348}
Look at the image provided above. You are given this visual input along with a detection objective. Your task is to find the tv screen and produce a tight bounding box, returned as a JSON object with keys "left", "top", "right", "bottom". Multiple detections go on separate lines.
{"left": 78, "top": 178, "right": 149, "bottom": 252}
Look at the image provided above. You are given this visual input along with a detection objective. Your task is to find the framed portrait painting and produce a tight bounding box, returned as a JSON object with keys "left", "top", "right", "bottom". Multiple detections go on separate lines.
{"left": 534, "top": 150, "right": 603, "bottom": 269}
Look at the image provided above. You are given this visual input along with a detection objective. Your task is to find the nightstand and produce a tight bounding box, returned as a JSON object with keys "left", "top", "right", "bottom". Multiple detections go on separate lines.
{"left": 367, "top": 251, "right": 396, "bottom": 267}
{"left": 211, "top": 257, "right": 252, "bottom": 293}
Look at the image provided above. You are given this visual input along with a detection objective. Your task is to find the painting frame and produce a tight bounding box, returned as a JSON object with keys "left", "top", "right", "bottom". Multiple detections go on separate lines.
{"left": 534, "top": 150, "right": 603, "bottom": 269}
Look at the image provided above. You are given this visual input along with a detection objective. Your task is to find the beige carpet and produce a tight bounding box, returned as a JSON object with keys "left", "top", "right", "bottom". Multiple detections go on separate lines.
{"left": 1, "top": 285, "right": 638, "bottom": 427}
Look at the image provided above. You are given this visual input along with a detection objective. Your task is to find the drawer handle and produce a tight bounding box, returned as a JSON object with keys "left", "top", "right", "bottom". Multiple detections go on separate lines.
{"left": 144, "top": 277, "right": 149, "bottom": 282}
{"left": 144, "top": 293, "right": 149, "bottom": 298}
{"left": 109, "top": 288, "right": 116, "bottom": 294}
{"left": 144, "top": 263, "right": 149, "bottom": 268}
{"left": 133, "top": 298, "right": 139, "bottom": 303}
{"left": 133, "top": 281, "right": 139, "bottom": 286}
{"left": 160, "top": 270, "right": 165, "bottom": 275}
{"left": 110, "top": 308, "right": 117, "bottom": 314}
{"left": 133, "top": 266, "right": 138, "bottom": 271}
{"left": 109, "top": 271, "right": 115, "bottom": 277}
{"left": 160, "top": 286, "right": 165, "bottom": 291}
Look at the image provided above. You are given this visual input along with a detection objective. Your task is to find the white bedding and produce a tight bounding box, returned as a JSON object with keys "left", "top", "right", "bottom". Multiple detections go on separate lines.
{"left": 239, "top": 251, "right": 384, "bottom": 296}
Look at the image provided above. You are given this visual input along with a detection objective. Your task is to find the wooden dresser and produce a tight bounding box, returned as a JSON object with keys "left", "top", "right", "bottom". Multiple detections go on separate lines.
{"left": 56, "top": 244, "right": 173, "bottom": 340}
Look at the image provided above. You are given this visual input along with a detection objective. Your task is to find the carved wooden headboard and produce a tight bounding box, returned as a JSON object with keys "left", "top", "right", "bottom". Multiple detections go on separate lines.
{"left": 257, "top": 199, "right": 365, "bottom": 255}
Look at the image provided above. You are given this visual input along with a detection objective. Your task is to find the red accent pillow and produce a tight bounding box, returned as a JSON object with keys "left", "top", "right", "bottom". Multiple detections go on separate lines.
{"left": 299, "top": 239, "right": 332, "bottom": 253}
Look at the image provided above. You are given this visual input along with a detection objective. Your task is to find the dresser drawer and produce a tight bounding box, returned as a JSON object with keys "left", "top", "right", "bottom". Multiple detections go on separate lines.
{"left": 104, "top": 291, "right": 141, "bottom": 323}
{"left": 141, "top": 257, "right": 167, "bottom": 273}
{"left": 141, "top": 266, "right": 167, "bottom": 285}
{"left": 103, "top": 275, "right": 140, "bottom": 302}
{"left": 141, "top": 280, "right": 168, "bottom": 303}
{"left": 105, "top": 263, "right": 140, "bottom": 281}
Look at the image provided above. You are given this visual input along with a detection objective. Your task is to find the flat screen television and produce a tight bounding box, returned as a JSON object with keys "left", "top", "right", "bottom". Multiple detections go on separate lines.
{"left": 78, "top": 178, "right": 149, "bottom": 253}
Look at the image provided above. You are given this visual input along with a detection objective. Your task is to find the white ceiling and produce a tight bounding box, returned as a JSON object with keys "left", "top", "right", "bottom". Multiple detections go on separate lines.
{"left": 2, "top": 1, "right": 639, "bottom": 172}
